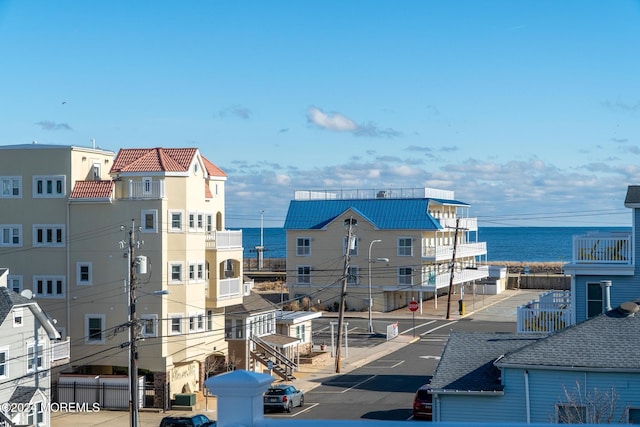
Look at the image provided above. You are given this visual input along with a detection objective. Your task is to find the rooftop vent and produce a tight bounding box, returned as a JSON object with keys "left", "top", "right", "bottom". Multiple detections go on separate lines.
{"left": 617, "top": 301, "right": 639, "bottom": 317}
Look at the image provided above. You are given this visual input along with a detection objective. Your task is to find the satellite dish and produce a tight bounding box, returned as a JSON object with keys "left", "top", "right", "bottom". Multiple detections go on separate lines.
{"left": 20, "top": 289, "right": 33, "bottom": 299}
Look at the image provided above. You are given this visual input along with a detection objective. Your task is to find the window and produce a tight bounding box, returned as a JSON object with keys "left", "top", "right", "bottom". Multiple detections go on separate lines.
{"left": 34, "top": 276, "right": 65, "bottom": 298}
{"left": 33, "top": 175, "right": 65, "bottom": 197}
{"left": 399, "top": 267, "right": 413, "bottom": 286}
{"left": 295, "top": 325, "right": 306, "bottom": 342}
{"left": 140, "top": 314, "right": 158, "bottom": 337}
{"left": 27, "top": 402, "right": 44, "bottom": 425}
{"left": 189, "top": 264, "right": 196, "bottom": 281}
{"left": 189, "top": 314, "right": 197, "bottom": 332}
{"left": 92, "top": 162, "right": 101, "bottom": 180}
{"left": 142, "top": 209, "right": 157, "bottom": 233}
{"left": 170, "top": 314, "right": 183, "bottom": 334}
{"left": 170, "top": 263, "right": 183, "bottom": 283}
{"left": 8, "top": 275, "right": 22, "bottom": 293}
{"left": 206, "top": 214, "right": 213, "bottom": 233}
{"left": 142, "top": 177, "right": 152, "bottom": 195}
{"left": 1, "top": 225, "right": 22, "bottom": 246}
{"left": 33, "top": 224, "right": 64, "bottom": 246}
{"left": 188, "top": 212, "right": 196, "bottom": 230}
{"left": 587, "top": 282, "right": 604, "bottom": 318}
{"left": 170, "top": 211, "right": 183, "bottom": 231}
{"left": 297, "top": 266, "right": 311, "bottom": 284}
{"left": 77, "top": 262, "right": 92, "bottom": 285}
{"left": 197, "top": 213, "right": 204, "bottom": 230}
{"left": 197, "top": 313, "right": 204, "bottom": 331}
{"left": 224, "top": 259, "right": 234, "bottom": 278}
{"left": 1, "top": 176, "right": 21, "bottom": 198}
{"left": 344, "top": 236, "right": 358, "bottom": 256}
{"left": 629, "top": 408, "right": 640, "bottom": 424}
{"left": 0, "top": 349, "right": 7, "bottom": 377}
{"left": 197, "top": 263, "right": 204, "bottom": 281}
{"left": 297, "top": 237, "right": 311, "bottom": 256}
{"left": 556, "top": 403, "right": 587, "bottom": 423}
{"left": 398, "top": 237, "right": 413, "bottom": 256}
{"left": 85, "top": 315, "right": 105, "bottom": 343}
{"left": 27, "top": 342, "right": 44, "bottom": 371}
{"left": 13, "top": 308, "right": 23, "bottom": 327}
{"left": 347, "top": 266, "right": 359, "bottom": 285}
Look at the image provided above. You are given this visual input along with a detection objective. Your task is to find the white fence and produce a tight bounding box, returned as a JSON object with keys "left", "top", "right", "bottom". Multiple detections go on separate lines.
{"left": 517, "top": 290, "right": 572, "bottom": 334}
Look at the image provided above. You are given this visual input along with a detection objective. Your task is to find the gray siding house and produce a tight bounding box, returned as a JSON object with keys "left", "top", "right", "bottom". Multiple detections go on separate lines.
{"left": 429, "top": 301, "right": 640, "bottom": 424}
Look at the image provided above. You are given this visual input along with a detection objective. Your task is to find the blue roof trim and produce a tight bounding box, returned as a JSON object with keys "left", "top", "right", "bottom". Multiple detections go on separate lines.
{"left": 283, "top": 199, "right": 443, "bottom": 230}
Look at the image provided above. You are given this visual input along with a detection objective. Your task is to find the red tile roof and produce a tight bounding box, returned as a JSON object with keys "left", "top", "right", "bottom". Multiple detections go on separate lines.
{"left": 203, "top": 156, "right": 227, "bottom": 177}
{"left": 110, "top": 148, "right": 198, "bottom": 173}
{"left": 69, "top": 181, "right": 114, "bottom": 199}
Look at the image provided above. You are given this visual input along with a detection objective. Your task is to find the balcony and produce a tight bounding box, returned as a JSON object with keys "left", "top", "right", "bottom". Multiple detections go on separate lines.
{"left": 205, "top": 230, "right": 243, "bottom": 250}
{"left": 120, "top": 179, "right": 165, "bottom": 199}
{"left": 207, "top": 277, "right": 243, "bottom": 304}
{"left": 422, "top": 241, "right": 486, "bottom": 261}
{"left": 517, "top": 290, "right": 573, "bottom": 334}
{"left": 571, "top": 232, "right": 632, "bottom": 265}
{"left": 437, "top": 216, "right": 478, "bottom": 231}
{"left": 50, "top": 338, "right": 70, "bottom": 366}
{"left": 419, "top": 265, "right": 490, "bottom": 292}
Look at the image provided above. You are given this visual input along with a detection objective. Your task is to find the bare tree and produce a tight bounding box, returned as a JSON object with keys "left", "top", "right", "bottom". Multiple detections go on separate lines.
{"left": 554, "top": 381, "right": 628, "bottom": 424}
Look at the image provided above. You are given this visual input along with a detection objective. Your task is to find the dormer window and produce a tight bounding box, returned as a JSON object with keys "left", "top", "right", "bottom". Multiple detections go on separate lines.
{"left": 13, "top": 308, "right": 23, "bottom": 327}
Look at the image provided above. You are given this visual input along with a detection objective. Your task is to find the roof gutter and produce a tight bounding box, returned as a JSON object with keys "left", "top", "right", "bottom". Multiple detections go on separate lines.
{"left": 429, "top": 389, "right": 504, "bottom": 396}
{"left": 497, "top": 363, "right": 640, "bottom": 373}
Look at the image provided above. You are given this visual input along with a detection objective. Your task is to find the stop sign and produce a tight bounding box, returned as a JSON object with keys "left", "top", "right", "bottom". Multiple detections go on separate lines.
{"left": 408, "top": 300, "right": 419, "bottom": 312}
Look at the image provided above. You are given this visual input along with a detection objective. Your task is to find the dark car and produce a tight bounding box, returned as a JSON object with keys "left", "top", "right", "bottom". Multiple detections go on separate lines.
{"left": 412, "top": 384, "right": 433, "bottom": 420}
{"left": 263, "top": 384, "right": 304, "bottom": 413}
{"left": 159, "top": 414, "right": 214, "bottom": 427}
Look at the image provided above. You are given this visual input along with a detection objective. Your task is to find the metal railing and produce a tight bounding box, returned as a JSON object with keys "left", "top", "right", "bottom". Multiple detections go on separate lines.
{"left": 420, "top": 265, "right": 490, "bottom": 291}
{"left": 422, "top": 241, "right": 487, "bottom": 260}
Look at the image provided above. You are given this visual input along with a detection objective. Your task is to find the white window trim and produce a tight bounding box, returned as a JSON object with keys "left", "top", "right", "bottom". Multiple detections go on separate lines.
{"left": 206, "top": 214, "right": 213, "bottom": 233}
{"left": 296, "top": 265, "right": 311, "bottom": 285}
{"left": 397, "top": 237, "right": 414, "bottom": 257}
{"left": 347, "top": 265, "right": 359, "bottom": 285}
{"left": 141, "top": 209, "right": 158, "bottom": 233}
{"left": 13, "top": 307, "right": 24, "bottom": 327}
{"left": 33, "top": 275, "right": 66, "bottom": 298}
{"left": 197, "top": 213, "right": 204, "bottom": 231}
{"left": 188, "top": 313, "right": 197, "bottom": 332}
{"left": 33, "top": 224, "right": 65, "bottom": 247}
{"left": 197, "top": 262, "right": 205, "bottom": 282}
{"left": 7, "top": 275, "right": 22, "bottom": 293}
{"left": 85, "top": 314, "right": 106, "bottom": 344}
{"left": 398, "top": 266, "right": 413, "bottom": 286}
{"left": 142, "top": 177, "right": 153, "bottom": 195}
{"left": 296, "top": 237, "right": 311, "bottom": 256}
{"left": 169, "top": 262, "right": 184, "bottom": 284}
{"left": 33, "top": 175, "right": 66, "bottom": 198}
{"left": 76, "top": 262, "right": 93, "bottom": 286}
{"left": 188, "top": 212, "right": 196, "bottom": 231}
{"left": 140, "top": 314, "right": 158, "bottom": 337}
{"left": 0, "top": 224, "right": 22, "bottom": 247}
{"left": 169, "top": 313, "right": 183, "bottom": 335}
{"left": 1, "top": 176, "right": 22, "bottom": 198}
{"left": 344, "top": 236, "right": 359, "bottom": 256}
{"left": 0, "top": 347, "right": 8, "bottom": 378}
{"left": 169, "top": 210, "right": 183, "bottom": 232}
{"left": 26, "top": 341, "right": 46, "bottom": 372}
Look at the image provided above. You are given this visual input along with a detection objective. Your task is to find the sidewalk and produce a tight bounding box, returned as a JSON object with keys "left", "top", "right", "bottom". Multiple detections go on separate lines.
{"left": 51, "top": 288, "right": 542, "bottom": 426}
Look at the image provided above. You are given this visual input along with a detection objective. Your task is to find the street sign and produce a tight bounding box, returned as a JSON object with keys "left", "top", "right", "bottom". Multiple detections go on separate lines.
{"left": 408, "top": 300, "right": 419, "bottom": 312}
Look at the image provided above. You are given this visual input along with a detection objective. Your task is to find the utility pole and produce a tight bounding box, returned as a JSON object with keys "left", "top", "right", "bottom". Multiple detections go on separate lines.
{"left": 446, "top": 218, "right": 460, "bottom": 320}
{"left": 126, "top": 219, "right": 141, "bottom": 427}
{"left": 335, "top": 217, "right": 356, "bottom": 373}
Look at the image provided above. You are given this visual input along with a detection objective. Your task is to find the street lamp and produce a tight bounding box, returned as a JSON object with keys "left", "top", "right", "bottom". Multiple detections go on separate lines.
{"left": 368, "top": 240, "right": 389, "bottom": 334}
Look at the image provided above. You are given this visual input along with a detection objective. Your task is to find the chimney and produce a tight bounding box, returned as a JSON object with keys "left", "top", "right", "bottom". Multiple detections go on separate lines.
{"left": 600, "top": 280, "right": 612, "bottom": 313}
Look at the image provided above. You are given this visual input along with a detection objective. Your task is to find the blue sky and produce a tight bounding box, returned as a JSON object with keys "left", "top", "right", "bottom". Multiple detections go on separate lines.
{"left": 1, "top": 1, "right": 639, "bottom": 228}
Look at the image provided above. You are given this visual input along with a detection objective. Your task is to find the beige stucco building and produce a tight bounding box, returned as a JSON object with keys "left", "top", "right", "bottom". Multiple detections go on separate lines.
{"left": 0, "top": 143, "right": 243, "bottom": 405}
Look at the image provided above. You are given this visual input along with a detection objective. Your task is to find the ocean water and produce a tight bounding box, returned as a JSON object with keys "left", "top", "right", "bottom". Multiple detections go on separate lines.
{"left": 234, "top": 227, "right": 631, "bottom": 262}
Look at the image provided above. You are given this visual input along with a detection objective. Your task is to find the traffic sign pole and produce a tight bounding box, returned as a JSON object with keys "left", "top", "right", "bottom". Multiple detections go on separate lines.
{"left": 408, "top": 300, "right": 419, "bottom": 337}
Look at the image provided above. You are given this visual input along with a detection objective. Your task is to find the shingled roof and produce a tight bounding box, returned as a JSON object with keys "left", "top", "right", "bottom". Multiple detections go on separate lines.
{"left": 109, "top": 147, "right": 226, "bottom": 177}
{"left": 429, "top": 332, "right": 541, "bottom": 393}
{"left": 225, "top": 292, "right": 278, "bottom": 318}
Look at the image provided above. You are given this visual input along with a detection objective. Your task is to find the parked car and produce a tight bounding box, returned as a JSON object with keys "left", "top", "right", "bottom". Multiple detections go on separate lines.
{"left": 159, "top": 414, "right": 214, "bottom": 427}
{"left": 263, "top": 384, "right": 304, "bottom": 412}
{"left": 412, "top": 384, "right": 433, "bottom": 420}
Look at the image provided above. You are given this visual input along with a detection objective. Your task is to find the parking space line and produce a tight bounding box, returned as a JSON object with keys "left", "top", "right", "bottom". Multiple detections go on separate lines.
{"left": 367, "top": 359, "right": 405, "bottom": 369}
{"left": 420, "top": 320, "right": 458, "bottom": 336}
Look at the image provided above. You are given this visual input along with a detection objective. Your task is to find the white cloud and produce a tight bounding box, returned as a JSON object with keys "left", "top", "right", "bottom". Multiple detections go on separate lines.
{"left": 307, "top": 106, "right": 357, "bottom": 132}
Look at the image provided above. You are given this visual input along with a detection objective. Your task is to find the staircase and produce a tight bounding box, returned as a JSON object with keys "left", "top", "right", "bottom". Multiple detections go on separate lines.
{"left": 250, "top": 335, "right": 297, "bottom": 381}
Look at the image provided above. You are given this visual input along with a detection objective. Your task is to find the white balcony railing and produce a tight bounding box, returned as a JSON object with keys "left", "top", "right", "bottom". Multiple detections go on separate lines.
{"left": 437, "top": 217, "right": 478, "bottom": 231}
{"left": 517, "top": 290, "right": 573, "bottom": 334}
{"left": 50, "top": 339, "right": 70, "bottom": 362}
{"left": 218, "top": 277, "right": 242, "bottom": 299}
{"left": 572, "top": 232, "right": 632, "bottom": 265}
{"left": 422, "top": 241, "right": 487, "bottom": 261}
{"left": 205, "top": 230, "right": 243, "bottom": 250}
{"left": 420, "top": 265, "right": 490, "bottom": 291}
{"left": 125, "top": 179, "right": 165, "bottom": 199}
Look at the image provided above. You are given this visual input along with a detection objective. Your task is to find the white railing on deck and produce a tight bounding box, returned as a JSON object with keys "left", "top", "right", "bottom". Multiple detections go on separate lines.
{"left": 205, "top": 230, "right": 243, "bottom": 249}
{"left": 438, "top": 217, "right": 478, "bottom": 231}
{"left": 218, "top": 277, "right": 242, "bottom": 299}
{"left": 422, "top": 242, "right": 486, "bottom": 260}
{"left": 293, "top": 187, "right": 446, "bottom": 200}
{"left": 420, "top": 265, "right": 490, "bottom": 291}
{"left": 126, "top": 179, "right": 165, "bottom": 199}
{"left": 51, "top": 339, "right": 70, "bottom": 362}
{"left": 517, "top": 290, "right": 573, "bottom": 334}
{"left": 572, "top": 232, "right": 632, "bottom": 265}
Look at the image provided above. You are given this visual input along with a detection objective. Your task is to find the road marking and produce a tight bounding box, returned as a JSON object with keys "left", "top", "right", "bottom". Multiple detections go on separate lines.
{"left": 420, "top": 320, "right": 458, "bottom": 336}
{"left": 419, "top": 355, "right": 441, "bottom": 360}
{"left": 400, "top": 319, "right": 437, "bottom": 335}
{"left": 342, "top": 374, "right": 377, "bottom": 393}
{"left": 368, "top": 359, "right": 405, "bottom": 368}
